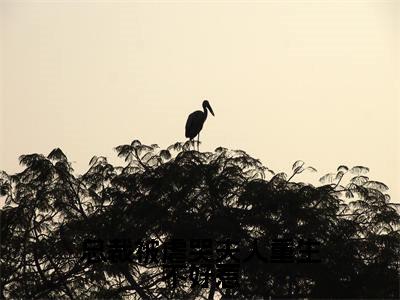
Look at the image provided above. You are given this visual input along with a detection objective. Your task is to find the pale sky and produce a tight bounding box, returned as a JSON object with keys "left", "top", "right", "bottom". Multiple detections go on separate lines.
{"left": 1, "top": 0, "right": 399, "bottom": 202}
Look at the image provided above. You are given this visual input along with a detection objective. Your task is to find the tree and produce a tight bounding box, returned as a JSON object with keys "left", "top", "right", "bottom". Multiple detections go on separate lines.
{"left": 1, "top": 140, "right": 399, "bottom": 299}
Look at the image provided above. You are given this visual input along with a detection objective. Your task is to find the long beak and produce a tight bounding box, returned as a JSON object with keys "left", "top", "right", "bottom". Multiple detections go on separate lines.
{"left": 207, "top": 103, "right": 215, "bottom": 116}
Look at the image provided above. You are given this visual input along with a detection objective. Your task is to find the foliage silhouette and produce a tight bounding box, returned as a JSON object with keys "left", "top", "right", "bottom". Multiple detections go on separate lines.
{"left": 1, "top": 140, "right": 399, "bottom": 299}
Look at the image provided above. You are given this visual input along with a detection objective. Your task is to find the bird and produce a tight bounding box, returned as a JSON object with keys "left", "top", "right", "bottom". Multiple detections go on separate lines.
{"left": 185, "top": 100, "right": 215, "bottom": 151}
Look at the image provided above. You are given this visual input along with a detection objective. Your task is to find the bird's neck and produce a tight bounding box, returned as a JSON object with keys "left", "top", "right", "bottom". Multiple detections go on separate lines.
{"left": 203, "top": 106, "right": 208, "bottom": 119}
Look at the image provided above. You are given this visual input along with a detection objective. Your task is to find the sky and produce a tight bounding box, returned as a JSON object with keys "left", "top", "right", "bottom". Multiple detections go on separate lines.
{"left": 1, "top": 0, "right": 399, "bottom": 202}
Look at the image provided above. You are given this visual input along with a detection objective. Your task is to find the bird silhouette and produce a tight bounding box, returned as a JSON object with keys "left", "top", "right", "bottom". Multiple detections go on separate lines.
{"left": 185, "top": 100, "right": 215, "bottom": 151}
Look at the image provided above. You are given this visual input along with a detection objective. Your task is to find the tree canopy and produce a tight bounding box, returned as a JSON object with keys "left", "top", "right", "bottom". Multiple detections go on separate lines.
{"left": 1, "top": 140, "right": 399, "bottom": 299}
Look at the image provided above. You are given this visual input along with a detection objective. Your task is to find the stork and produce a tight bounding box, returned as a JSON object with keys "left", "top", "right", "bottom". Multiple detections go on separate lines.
{"left": 185, "top": 100, "right": 215, "bottom": 151}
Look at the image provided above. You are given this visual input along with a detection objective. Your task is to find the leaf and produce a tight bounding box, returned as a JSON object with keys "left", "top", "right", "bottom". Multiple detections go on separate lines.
{"left": 292, "top": 160, "right": 304, "bottom": 171}
{"left": 266, "top": 168, "right": 275, "bottom": 176}
{"left": 89, "top": 156, "right": 98, "bottom": 166}
{"left": 19, "top": 154, "right": 43, "bottom": 167}
{"left": 0, "top": 184, "right": 9, "bottom": 196}
{"left": 142, "top": 152, "right": 155, "bottom": 163}
{"left": 293, "top": 166, "right": 304, "bottom": 174}
{"left": 353, "top": 185, "right": 370, "bottom": 198}
{"left": 115, "top": 145, "right": 133, "bottom": 158}
{"left": 160, "top": 150, "right": 171, "bottom": 160}
{"left": 131, "top": 140, "right": 141, "bottom": 147}
{"left": 136, "top": 145, "right": 153, "bottom": 156}
{"left": 47, "top": 148, "right": 67, "bottom": 162}
{"left": 350, "top": 175, "right": 369, "bottom": 185}
{"left": 364, "top": 181, "right": 389, "bottom": 192}
{"left": 337, "top": 165, "right": 348, "bottom": 173}
{"left": 335, "top": 171, "right": 345, "bottom": 181}
{"left": 350, "top": 166, "right": 369, "bottom": 175}
{"left": 319, "top": 173, "right": 336, "bottom": 184}
{"left": 215, "top": 147, "right": 227, "bottom": 153}
{"left": 125, "top": 153, "right": 134, "bottom": 162}
{"left": 167, "top": 142, "right": 183, "bottom": 152}
{"left": 306, "top": 166, "right": 317, "bottom": 173}
{"left": 384, "top": 194, "right": 391, "bottom": 202}
{"left": 234, "top": 149, "right": 247, "bottom": 156}
{"left": 272, "top": 172, "right": 287, "bottom": 181}
{"left": 182, "top": 140, "right": 194, "bottom": 151}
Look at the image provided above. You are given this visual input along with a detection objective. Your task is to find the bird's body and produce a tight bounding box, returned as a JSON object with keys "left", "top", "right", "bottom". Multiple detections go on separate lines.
{"left": 185, "top": 100, "right": 215, "bottom": 150}
{"left": 185, "top": 110, "right": 207, "bottom": 139}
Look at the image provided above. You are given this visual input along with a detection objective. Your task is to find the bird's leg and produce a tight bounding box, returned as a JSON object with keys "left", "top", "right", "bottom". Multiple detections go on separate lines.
{"left": 197, "top": 133, "right": 200, "bottom": 151}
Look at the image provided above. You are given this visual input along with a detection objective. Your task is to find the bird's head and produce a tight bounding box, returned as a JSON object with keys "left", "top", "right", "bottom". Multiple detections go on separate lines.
{"left": 202, "top": 100, "right": 215, "bottom": 116}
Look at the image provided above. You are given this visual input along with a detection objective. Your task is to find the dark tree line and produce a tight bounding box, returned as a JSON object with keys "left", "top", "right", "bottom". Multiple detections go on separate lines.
{"left": 1, "top": 140, "right": 399, "bottom": 299}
